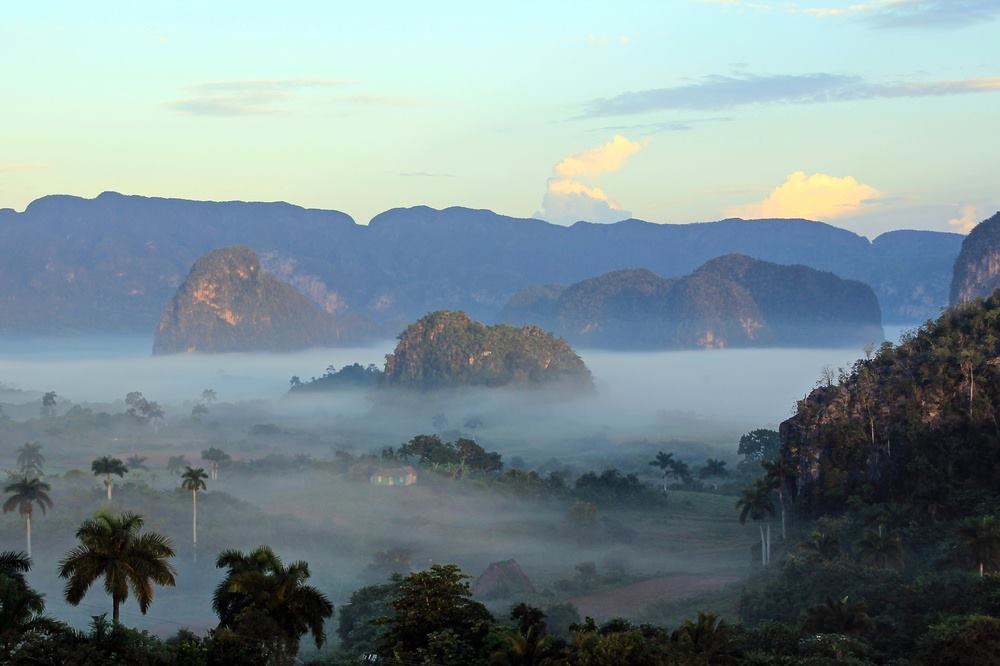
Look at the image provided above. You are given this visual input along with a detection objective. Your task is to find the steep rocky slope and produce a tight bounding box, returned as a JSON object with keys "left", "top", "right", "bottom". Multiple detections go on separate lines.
{"left": 950, "top": 211, "right": 1000, "bottom": 305}
{"left": 153, "top": 246, "right": 365, "bottom": 354}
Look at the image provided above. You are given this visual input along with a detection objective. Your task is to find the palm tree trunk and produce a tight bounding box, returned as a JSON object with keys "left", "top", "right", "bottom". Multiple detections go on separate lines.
{"left": 25, "top": 513, "right": 32, "bottom": 558}
{"left": 779, "top": 489, "right": 786, "bottom": 542}
{"left": 759, "top": 524, "right": 766, "bottom": 566}
{"left": 192, "top": 489, "right": 198, "bottom": 546}
{"left": 766, "top": 522, "right": 771, "bottom": 564}
{"left": 981, "top": 561, "right": 985, "bottom": 577}
{"left": 106, "top": 477, "right": 113, "bottom": 501}
{"left": 113, "top": 598, "right": 120, "bottom": 624}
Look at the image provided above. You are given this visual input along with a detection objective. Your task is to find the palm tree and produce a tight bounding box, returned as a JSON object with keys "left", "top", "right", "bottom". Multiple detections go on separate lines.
{"left": 762, "top": 458, "right": 796, "bottom": 542}
{"left": 671, "top": 611, "right": 734, "bottom": 662}
{"left": 166, "top": 455, "right": 190, "bottom": 476}
{"left": 737, "top": 479, "right": 776, "bottom": 565}
{"left": 796, "top": 530, "right": 840, "bottom": 560}
{"left": 959, "top": 515, "right": 1000, "bottom": 577}
{"left": 125, "top": 455, "right": 148, "bottom": 472}
{"left": 699, "top": 458, "right": 728, "bottom": 479}
{"left": 91, "top": 457, "right": 128, "bottom": 501}
{"left": 180, "top": 467, "right": 208, "bottom": 551}
{"left": 803, "top": 596, "right": 874, "bottom": 636}
{"left": 201, "top": 388, "right": 217, "bottom": 403}
{"left": 856, "top": 526, "right": 904, "bottom": 570}
{"left": 0, "top": 551, "right": 49, "bottom": 657}
{"left": 649, "top": 451, "right": 675, "bottom": 491}
{"left": 213, "top": 545, "right": 333, "bottom": 659}
{"left": 15, "top": 443, "right": 45, "bottom": 477}
{"left": 201, "top": 447, "right": 231, "bottom": 481}
{"left": 40, "top": 392, "right": 57, "bottom": 418}
{"left": 58, "top": 511, "right": 176, "bottom": 624}
{"left": 3, "top": 477, "right": 52, "bottom": 557}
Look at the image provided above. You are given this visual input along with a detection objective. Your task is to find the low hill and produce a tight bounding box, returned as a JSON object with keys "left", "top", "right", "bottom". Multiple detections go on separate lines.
{"left": 497, "top": 255, "right": 883, "bottom": 349}
{"left": 950, "top": 211, "right": 1000, "bottom": 305}
{"left": 153, "top": 246, "right": 367, "bottom": 354}
{"left": 383, "top": 311, "right": 592, "bottom": 390}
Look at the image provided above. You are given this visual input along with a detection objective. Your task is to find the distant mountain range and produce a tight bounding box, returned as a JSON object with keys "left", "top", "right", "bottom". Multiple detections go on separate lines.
{"left": 0, "top": 192, "right": 965, "bottom": 335}
{"left": 497, "top": 255, "right": 884, "bottom": 349}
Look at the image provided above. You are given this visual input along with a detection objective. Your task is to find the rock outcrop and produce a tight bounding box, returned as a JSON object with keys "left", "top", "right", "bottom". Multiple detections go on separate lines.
{"left": 383, "top": 310, "right": 592, "bottom": 390}
{"left": 153, "top": 246, "right": 363, "bottom": 354}
{"left": 950, "top": 211, "right": 1000, "bottom": 305}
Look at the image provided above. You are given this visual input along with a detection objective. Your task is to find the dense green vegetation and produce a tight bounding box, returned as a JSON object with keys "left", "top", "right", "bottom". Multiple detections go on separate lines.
{"left": 383, "top": 310, "right": 593, "bottom": 389}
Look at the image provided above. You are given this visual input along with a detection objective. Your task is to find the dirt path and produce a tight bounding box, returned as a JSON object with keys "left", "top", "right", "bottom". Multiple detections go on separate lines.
{"left": 569, "top": 574, "right": 740, "bottom": 619}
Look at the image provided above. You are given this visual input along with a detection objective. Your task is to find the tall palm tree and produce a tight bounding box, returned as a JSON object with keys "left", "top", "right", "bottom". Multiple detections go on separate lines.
{"left": 856, "top": 526, "right": 904, "bottom": 570}
{"left": 649, "top": 451, "right": 675, "bottom": 491}
{"left": 91, "top": 457, "right": 128, "bottom": 501}
{"left": 762, "top": 458, "right": 796, "bottom": 542}
{"left": 180, "top": 467, "right": 208, "bottom": 551}
{"left": 959, "top": 515, "right": 1000, "bottom": 577}
{"left": 166, "top": 455, "right": 190, "bottom": 476}
{"left": 15, "top": 443, "right": 45, "bottom": 477}
{"left": 58, "top": 511, "right": 176, "bottom": 624}
{"left": 699, "top": 458, "right": 728, "bottom": 479}
{"left": 737, "top": 479, "right": 776, "bottom": 565}
{"left": 201, "top": 447, "right": 230, "bottom": 481}
{"left": 213, "top": 545, "right": 333, "bottom": 660}
{"left": 3, "top": 477, "right": 53, "bottom": 557}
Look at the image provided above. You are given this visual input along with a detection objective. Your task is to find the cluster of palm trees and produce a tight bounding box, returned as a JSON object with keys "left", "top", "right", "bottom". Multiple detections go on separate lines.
{"left": 2, "top": 535, "right": 332, "bottom": 656}
{"left": 3, "top": 445, "right": 221, "bottom": 563}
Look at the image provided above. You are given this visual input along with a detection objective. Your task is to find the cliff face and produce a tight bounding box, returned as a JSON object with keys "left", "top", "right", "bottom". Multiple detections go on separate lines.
{"left": 779, "top": 292, "right": 1000, "bottom": 515}
{"left": 950, "top": 212, "right": 1000, "bottom": 305}
{"left": 383, "top": 310, "right": 592, "bottom": 390}
{"left": 497, "top": 255, "right": 883, "bottom": 350}
{"left": 153, "top": 246, "right": 362, "bottom": 354}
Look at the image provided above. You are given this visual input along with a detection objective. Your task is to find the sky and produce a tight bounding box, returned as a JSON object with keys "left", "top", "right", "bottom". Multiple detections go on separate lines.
{"left": 2, "top": 0, "right": 999, "bottom": 237}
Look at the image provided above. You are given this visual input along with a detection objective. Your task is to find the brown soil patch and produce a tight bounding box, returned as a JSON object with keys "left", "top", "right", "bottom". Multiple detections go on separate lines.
{"left": 570, "top": 574, "right": 739, "bottom": 619}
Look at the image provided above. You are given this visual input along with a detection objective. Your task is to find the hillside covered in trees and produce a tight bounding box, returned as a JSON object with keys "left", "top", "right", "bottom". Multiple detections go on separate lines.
{"left": 498, "top": 254, "right": 884, "bottom": 349}
{"left": 780, "top": 289, "right": 1000, "bottom": 517}
{"left": 383, "top": 311, "right": 593, "bottom": 390}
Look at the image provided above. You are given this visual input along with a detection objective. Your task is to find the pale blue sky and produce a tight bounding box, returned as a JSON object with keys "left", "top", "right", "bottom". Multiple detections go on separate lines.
{"left": 2, "top": 0, "right": 998, "bottom": 236}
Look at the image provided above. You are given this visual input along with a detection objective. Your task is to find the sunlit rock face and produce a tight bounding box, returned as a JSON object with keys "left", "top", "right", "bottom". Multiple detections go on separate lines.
{"left": 950, "top": 212, "right": 1000, "bottom": 305}
{"left": 497, "top": 254, "right": 884, "bottom": 350}
{"left": 383, "top": 310, "right": 593, "bottom": 390}
{"left": 153, "top": 246, "right": 361, "bottom": 354}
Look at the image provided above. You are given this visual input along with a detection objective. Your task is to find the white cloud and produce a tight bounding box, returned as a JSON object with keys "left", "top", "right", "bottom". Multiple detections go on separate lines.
{"left": 536, "top": 135, "right": 644, "bottom": 225}
{"left": 948, "top": 203, "right": 979, "bottom": 234}
{"left": 726, "top": 171, "right": 882, "bottom": 220}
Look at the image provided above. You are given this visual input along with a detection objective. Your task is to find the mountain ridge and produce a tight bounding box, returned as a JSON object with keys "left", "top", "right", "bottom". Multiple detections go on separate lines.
{"left": 0, "top": 192, "right": 963, "bottom": 334}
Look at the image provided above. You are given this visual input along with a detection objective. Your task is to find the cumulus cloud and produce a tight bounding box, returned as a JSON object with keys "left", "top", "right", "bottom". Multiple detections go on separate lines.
{"left": 554, "top": 135, "right": 643, "bottom": 178}
{"left": 535, "top": 135, "right": 643, "bottom": 225}
{"left": 585, "top": 73, "right": 1000, "bottom": 116}
{"left": 726, "top": 171, "right": 882, "bottom": 220}
{"left": 948, "top": 203, "right": 980, "bottom": 234}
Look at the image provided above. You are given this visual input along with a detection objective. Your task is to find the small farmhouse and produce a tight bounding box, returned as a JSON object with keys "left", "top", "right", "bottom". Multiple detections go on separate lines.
{"left": 370, "top": 465, "right": 418, "bottom": 486}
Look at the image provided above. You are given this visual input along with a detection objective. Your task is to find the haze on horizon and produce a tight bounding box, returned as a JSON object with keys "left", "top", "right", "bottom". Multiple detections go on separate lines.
{"left": 3, "top": 0, "right": 999, "bottom": 237}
